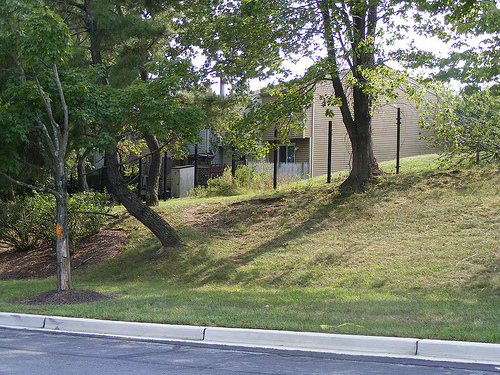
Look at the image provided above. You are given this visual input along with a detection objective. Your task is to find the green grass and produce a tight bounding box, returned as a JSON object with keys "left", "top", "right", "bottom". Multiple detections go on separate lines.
{"left": 1, "top": 154, "right": 500, "bottom": 342}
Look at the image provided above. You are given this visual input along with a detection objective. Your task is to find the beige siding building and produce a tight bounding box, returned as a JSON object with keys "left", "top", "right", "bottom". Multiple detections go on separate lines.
{"left": 260, "top": 81, "right": 435, "bottom": 178}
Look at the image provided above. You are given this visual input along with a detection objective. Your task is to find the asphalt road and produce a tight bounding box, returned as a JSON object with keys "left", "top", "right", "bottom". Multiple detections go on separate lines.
{"left": 1, "top": 328, "right": 499, "bottom": 375}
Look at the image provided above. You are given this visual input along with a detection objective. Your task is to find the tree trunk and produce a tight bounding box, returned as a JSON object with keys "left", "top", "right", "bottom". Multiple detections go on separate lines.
{"left": 77, "top": 154, "right": 90, "bottom": 192}
{"left": 105, "top": 151, "right": 184, "bottom": 248}
{"left": 7, "top": 184, "right": 16, "bottom": 203}
{"left": 318, "top": 0, "right": 379, "bottom": 192}
{"left": 55, "top": 178, "right": 72, "bottom": 291}
{"left": 341, "top": 124, "right": 372, "bottom": 192}
{"left": 143, "top": 132, "right": 160, "bottom": 207}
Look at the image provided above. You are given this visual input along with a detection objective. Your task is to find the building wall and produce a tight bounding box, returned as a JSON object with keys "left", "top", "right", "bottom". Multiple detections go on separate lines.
{"left": 267, "top": 138, "right": 310, "bottom": 164}
{"left": 255, "top": 81, "right": 435, "bottom": 179}
{"left": 187, "top": 129, "right": 211, "bottom": 154}
{"left": 371, "top": 89, "right": 434, "bottom": 165}
{"left": 309, "top": 83, "right": 435, "bottom": 178}
{"left": 260, "top": 91, "right": 308, "bottom": 142}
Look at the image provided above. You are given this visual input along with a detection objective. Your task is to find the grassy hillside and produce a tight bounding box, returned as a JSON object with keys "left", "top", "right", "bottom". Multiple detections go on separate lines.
{"left": 1, "top": 154, "right": 499, "bottom": 342}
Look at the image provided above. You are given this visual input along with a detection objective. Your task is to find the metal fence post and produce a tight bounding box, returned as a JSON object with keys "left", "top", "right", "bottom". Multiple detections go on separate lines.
{"left": 327, "top": 120, "right": 332, "bottom": 183}
{"left": 396, "top": 107, "right": 401, "bottom": 174}
{"left": 273, "top": 129, "right": 278, "bottom": 189}
{"left": 194, "top": 144, "right": 199, "bottom": 187}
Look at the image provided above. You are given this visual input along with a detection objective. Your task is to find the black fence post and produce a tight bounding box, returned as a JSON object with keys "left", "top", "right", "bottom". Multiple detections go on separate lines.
{"left": 273, "top": 129, "right": 278, "bottom": 189}
{"left": 396, "top": 107, "right": 401, "bottom": 174}
{"left": 231, "top": 147, "right": 236, "bottom": 177}
{"left": 194, "top": 144, "right": 199, "bottom": 187}
{"left": 163, "top": 151, "right": 168, "bottom": 200}
{"left": 138, "top": 157, "right": 143, "bottom": 198}
{"left": 327, "top": 120, "right": 333, "bottom": 183}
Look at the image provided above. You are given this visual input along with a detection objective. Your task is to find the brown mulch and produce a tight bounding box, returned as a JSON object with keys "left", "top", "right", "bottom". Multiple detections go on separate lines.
{"left": 1, "top": 229, "right": 128, "bottom": 305}
{"left": 13, "top": 289, "right": 114, "bottom": 305}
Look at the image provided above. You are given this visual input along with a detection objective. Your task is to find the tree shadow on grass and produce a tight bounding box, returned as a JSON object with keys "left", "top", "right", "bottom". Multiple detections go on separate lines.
{"left": 171, "top": 187, "right": 361, "bottom": 286}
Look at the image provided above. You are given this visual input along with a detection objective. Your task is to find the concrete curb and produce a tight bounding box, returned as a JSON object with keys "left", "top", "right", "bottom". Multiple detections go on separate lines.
{"left": 417, "top": 339, "right": 500, "bottom": 364}
{"left": 1, "top": 312, "right": 499, "bottom": 365}
{"left": 44, "top": 315, "right": 205, "bottom": 341}
{"left": 203, "top": 326, "right": 418, "bottom": 356}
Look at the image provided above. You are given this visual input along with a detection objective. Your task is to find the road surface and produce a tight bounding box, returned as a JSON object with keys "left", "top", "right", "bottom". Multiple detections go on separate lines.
{"left": 1, "top": 328, "right": 499, "bottom": 375}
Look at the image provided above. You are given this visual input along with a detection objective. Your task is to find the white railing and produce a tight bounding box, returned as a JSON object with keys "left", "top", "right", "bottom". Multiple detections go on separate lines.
{"left": 248, "top": 162, "right": 309, "bottom": 183}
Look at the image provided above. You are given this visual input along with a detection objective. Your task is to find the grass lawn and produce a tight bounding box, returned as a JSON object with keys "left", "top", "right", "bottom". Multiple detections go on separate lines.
{"left": 1, "top": 154, "right": 499, "bottom": 343}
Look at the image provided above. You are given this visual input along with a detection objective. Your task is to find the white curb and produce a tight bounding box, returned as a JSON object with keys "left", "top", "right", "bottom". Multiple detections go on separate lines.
{"left": 0, "top": 312, "right": 45, "bottom": 329}
{"left": 417, "top": 339, "right": 500, "bottom": 364}
{"left": 203, "top": 327, "right": 418, "bottom": 356}
{"left": 2, "top": 312, "right": 500, "bottom": 365}
{"left": 44, "top": 315, "right": 205, "bottom": 341}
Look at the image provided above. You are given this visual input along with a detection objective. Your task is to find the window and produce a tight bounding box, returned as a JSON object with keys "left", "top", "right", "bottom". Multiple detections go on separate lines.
{"left": 279, "top": 145, "right": 295, "bottom": 163}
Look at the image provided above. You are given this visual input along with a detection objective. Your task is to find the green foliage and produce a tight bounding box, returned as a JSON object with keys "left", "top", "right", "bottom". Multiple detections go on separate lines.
{"left": 0, "top": 193, "right": 53, "bottom": 252}
{"left": 190, "top": 165, "right": 273, "bottom": 197}
{"left": 0, "top": 191, "right": 112, "bottom": 253}
{"left": 420, "top": 88, "right": 500, "bottom": 165}
{"left": 67, "top": 191, "right": 113, "bottom": 248}
{"left": 0, "top": 0, "right": 71, "bottom": 67}
{"left": 401, "top": 0, "right": 500, "bottom": 89}
{"left": 18, "top": 6, "right": 72, "bottom": 66}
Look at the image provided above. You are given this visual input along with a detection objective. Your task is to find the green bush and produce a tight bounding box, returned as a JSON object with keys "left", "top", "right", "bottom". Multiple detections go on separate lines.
{"left": 421, "top": 88, "right": 500, "bottom": 165}
{"left": 0, "top": 191, "right": 112, "bottom": 252}
{"left": 190, "top": 166, "right": 238, "bottom": 197}
{"left": 189, "top": 165, "right": 273, "bottom": 197}
{"left": 234, "top": 164, "right": 272, "bottom": 190}
{"left": 0, "top": 193, "right": 53, "bottom": 252}
{"left": 67, "top": 191, "right": 112, "bottom": 248}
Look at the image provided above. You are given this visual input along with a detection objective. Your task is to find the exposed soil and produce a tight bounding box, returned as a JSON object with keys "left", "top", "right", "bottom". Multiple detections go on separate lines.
{"left": 13, "top": 289, "right": 114, "bottom": 305}
{"left": 1, "top": 229, "right": 128, "bottom": 305}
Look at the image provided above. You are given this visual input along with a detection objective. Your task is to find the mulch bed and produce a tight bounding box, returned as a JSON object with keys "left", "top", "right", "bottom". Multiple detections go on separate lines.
{"left": 1, "top": 229, "right": 127, "bottom": 305}
{"left": 13, "top": 289, "right": 114, "bottom": 305}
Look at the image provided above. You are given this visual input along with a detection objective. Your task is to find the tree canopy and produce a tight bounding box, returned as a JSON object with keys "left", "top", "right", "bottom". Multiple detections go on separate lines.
{"left": 395, "top": 0, "right": 500, "bottom": 92}
{"left": 182, "top": 1, "right": 418, "bottom": 190}
{"left": 0, "top": 0, "right": 221, "bottom": 289}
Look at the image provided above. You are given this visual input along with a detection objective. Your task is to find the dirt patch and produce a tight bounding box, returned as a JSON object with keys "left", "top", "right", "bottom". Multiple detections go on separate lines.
{"left": 1, "top": 229, "right": 127, "bottom": 305}
{"left": 13, "top": 289, "right": 114, "bottom": 305}
{"left": 0, "top": 229, "right": 127, "bottom": 280}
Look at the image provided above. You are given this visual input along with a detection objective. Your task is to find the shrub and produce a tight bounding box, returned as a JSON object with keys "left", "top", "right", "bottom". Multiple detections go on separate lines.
{"left": 189, "top": 164, "right": 275, "bottom": 197}
{"left": 0, "top": 191, "right": 112, "bottom": 252}
{"left": 67, "top": 191, "right": 113, "bottom": 249}
{"left": 0, "top": 194, "right": 53, "bottom": 252}
{"left": 190, "top": 167, "right": 238, "bottom": 197}
{"left": 421, "top": 88, "right": 500, "bottom": 165}
{"left": 234, "top": 164, "right": 273, "bottom": 190}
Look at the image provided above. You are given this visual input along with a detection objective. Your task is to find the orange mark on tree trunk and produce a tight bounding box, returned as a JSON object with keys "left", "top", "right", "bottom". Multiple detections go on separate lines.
{"left": 56, "top": 224, "right": 63, "bottom": 238}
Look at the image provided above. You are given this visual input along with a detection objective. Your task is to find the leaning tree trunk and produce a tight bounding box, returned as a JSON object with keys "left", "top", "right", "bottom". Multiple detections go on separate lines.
{"left": 105, "top": 151, "right": 183, "bottom": 248}
{"left": 143, "top": 132, "right": 161, "bottom": 207}
{"left": 55, "top": 177, "right": 72, "bottom": 291}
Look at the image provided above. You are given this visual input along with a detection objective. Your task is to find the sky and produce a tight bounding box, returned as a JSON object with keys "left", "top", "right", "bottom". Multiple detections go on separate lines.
{"left": 212, "top": 34, "right": 460, "bottom": 94}
{"left": 206, "top": 8, "right": 492, "bottom": 94}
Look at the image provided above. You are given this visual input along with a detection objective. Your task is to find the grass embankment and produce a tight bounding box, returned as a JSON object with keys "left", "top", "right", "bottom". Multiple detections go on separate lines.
{"left": 1, "top": 154, "right": 499, "bottom": 342}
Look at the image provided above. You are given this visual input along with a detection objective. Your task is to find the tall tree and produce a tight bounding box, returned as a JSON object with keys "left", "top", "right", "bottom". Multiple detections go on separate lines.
{"left": 0, "top": 0, "right": 83, "bottom": 290}
{"left": 49, "top": 0, "right": 161, "bottom": 204}
{"left": 49, "top": 0, "right": 208, "bottom": 245}
{"left": 183, "top": 0, "right": 413, "bottom": 192}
